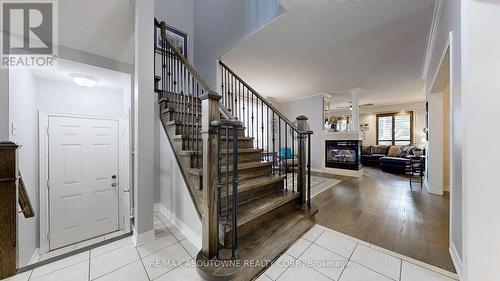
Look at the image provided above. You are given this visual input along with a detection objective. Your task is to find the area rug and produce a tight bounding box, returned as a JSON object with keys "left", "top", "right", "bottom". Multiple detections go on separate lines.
{"left": 284, "top": 174, "right": 341, "bottom": 198}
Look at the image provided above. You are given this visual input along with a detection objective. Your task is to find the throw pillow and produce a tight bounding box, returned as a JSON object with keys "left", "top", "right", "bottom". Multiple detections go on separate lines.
{"left": 372, "top": 145, "right": 389, "bottom": 155}
{"left": 362, "top": 145, "right": 371, "bottom": 155}
{"left": 399, "top": 144, "right": 411, "bottom": 157}
{"left": 387, "top": 145, "right": 401, "bottom": 157}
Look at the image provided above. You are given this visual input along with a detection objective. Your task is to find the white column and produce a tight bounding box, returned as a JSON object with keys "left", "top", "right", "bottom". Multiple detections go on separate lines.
{"left": 350, "top": 88, "right": 361, "bottom": 132}
{"left": 133, "top": 0, "right": 155, "bottom": 245}
{"left": 0, "top": 68, "right": 9, "bottom": 141}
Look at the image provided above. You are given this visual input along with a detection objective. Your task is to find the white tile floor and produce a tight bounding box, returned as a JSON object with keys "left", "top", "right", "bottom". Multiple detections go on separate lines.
{"left": 5, "top": 215, "right": 459, "bottom": 281}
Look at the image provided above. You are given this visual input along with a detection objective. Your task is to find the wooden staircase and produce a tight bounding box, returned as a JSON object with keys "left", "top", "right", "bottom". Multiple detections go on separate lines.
{"left": 155, "top": 19, "right": 317, "bottom": 281}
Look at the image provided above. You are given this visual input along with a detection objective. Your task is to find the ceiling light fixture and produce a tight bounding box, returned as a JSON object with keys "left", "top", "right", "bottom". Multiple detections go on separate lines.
{"left": 70, "top": 73, "right": 98, "bottom": 87}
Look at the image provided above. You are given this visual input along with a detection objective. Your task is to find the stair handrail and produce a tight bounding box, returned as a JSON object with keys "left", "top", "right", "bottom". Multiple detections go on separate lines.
{"left": 219, "top": 61, "right": 310, "bottom": 134}
{"left": 219, "top": 60, "right": 313, "bottom": 208}
{"left": 155, "top": 19, "right": 235, "bottom": 121}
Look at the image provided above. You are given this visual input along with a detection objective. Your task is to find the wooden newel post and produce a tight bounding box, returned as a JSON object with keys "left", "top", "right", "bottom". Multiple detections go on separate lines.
{"left": 0, "top": 142, "right": 19, "bottom": 279}
{"left": 200, "top": 91, "right": 221, "bottom": 259}
{"left": 296, "top": 116, "right": 312, "bottom": 207}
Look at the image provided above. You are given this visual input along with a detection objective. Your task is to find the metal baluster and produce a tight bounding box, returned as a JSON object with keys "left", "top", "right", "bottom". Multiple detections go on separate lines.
{"left": 256, "top": 95, "right": 259, "bottom": 149}
{"left": 266, "top": 107, "right": 269, "bottom": 162}
{"left": 191, "top": 77, "right": 195, "bottom": 152}
{"left": 161, "top": 38, "right": 165, "bottom": 100}
{"left": 251, "top": 93, "right": 254, "bottom": 141}
{"left": 307, "top": 134, "right": 311, "bottom": 208}
{"left": 292, "top": 130, "right": 295, "bottom": 192}
{"left": 278, "top": 118, "right": 281, "bottom": 176}
{"left": 247, "top": 88, "right": 249, "bottom": 137}
{"left": 215, "top": 126, "right": 222, "bottom": 259}
{"left": 238, "top": 80, "right": 241, "bottom": 121}
{"left": 285, "top": 123, "right": 288, "bottom": 190}
{"left": 225, "top": 127, "right": 230, "bottom": 222}
{"left": 182, "top": 66, "right": 186, "bottom": 138}
{"left": 232, "top": 125, "right": 238, "bottom": 259}
{"left": 272, "top": 112, "right": 276, "bottom": 175}
{"left": 221, "top": 65, "right": 225, "bottom": 108}
{"left": 196, "top": 83, "right": 200, "bottom": 167}
{"left": 225, "top": 68, "right": 228, "bottom": 109}
{"left": 261, "top": 99, "right": 264, "bottom": 151}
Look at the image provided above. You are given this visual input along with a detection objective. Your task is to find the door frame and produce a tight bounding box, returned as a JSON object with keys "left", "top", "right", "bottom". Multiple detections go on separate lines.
{"left": 38, "top": 112, "right": 123, "bottom": 253}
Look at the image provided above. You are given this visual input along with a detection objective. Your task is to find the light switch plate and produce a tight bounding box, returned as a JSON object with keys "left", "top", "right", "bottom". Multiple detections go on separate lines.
{"left": 11, "top": 122, "right": 18, "bottom": 135}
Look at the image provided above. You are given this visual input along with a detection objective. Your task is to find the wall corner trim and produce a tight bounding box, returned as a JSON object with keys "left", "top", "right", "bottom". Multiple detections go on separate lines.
{"left": 156, "top": 203, "right": 202, "bottom": 249}
{"left": 133, "top": 229, "right": 156, "bottom": 246}
{"left": 422, "top": 0, "right": 444, "bottom": 80}
{"left": 449, "top": 242, "right": 464, "bottom": 281}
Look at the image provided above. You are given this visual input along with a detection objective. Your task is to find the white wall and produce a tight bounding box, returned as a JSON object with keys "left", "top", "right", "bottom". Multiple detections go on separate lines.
{"left": 58, "top": 0, "right": 135, "bottom": 64}
{"left": 0, "top": 68, "right": 8, "bottom": 141}
{"left": 9, "top": 70, "right": 39, "bottom": 267}
{"left": 37, "top": 79, "right": 125, "bottom": 117}
{"left": 155, "top": 0, "right": 194, "bottom": 63}
{"left": 462, "top": 1, "right": 500, "bottom": 280}
{"left": 277, "top": 95, "right": 324, "bottom": 169}
{"left": 425, "top": 0, "right": 463, "bottom": 268}
{"left": 337, "top": 102, "right": 427, "bottom": 146}
{"left": 8, "top": 70, "right": 130, "bottom": 267}
{"left": 158, "top": 123, "right": 202, "bottom": 248}
{"left": 133, "top": 0, "right": 155, "bottom": 243}
{"left": 194, "top": 0, "right": 283, "bottom": 89}
{"left": 427, "top": 93, "right": 444, "bottom": 195}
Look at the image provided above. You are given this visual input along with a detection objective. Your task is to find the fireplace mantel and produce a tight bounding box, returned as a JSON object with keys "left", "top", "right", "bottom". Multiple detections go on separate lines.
{"left": 323, "top": 131, "right": 364, "bottom": 141}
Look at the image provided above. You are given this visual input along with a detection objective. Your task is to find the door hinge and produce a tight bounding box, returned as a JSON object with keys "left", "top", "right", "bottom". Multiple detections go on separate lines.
{"left": 47, "top": 179, "right": 50, "bottom": 189}
{"left": 46, "top": 231, "right": 50, "bottom": 241}
{"left": 46, "top": 126, "right": 50, "bottom": 135}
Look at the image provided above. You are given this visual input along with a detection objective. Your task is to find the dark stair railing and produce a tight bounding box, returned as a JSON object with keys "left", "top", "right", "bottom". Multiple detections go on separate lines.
{"left": 155, "top": 19, "right": 241, "bottom": 260}
{"left": 219, "top": 61, "right": 313, "bottom": 208}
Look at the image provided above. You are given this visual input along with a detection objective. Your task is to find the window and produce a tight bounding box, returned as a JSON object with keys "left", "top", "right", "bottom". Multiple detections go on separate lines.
{"left": 376, "top": 112, "right": 413, "bottom": 145}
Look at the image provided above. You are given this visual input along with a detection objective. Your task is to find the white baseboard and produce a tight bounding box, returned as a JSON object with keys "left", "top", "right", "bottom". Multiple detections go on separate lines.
{"left": 154, "top": 203, "right": 161, "bottom": 212}
{"left": 28, "top": 248, "right": 40, "bottom": 265}
{"left": 133, "top": 229, "right": 155, "bottom": 246}
{"left": 156, "top": 203, "right": 202, "bottom": 249}
{"left": 449, "top": 242, "right": 464, "bottom": 280}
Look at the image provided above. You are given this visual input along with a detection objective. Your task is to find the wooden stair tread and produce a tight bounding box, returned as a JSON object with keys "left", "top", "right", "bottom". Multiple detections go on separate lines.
{"left": 173, "top": 135, "right": 253, "bottom": 141}
{"left": 187, "top": 161, "right": 272, "bottom": 176}
{"left": 228, "top": 175, "right": 285, "bottom": 195}
{"left": 196, "top": 205, "right": 318, "bottom": 281}
{"left": 177, "top": 148, "right": 262, "bottom": 156}
{"left": 226, "top": 190, "right": 300, "bottom": 232}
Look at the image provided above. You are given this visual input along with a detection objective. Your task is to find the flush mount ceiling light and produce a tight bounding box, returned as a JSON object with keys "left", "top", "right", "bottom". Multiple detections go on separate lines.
{"left": 70, "top": 73, "right": 98, "bottom": 87}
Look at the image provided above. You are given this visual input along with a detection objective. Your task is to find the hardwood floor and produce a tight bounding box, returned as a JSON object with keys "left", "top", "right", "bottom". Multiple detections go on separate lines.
{"left": 312, "top": 167, "right": 455, "bottom": 273}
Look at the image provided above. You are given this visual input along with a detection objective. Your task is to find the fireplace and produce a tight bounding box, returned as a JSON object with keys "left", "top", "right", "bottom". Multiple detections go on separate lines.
{"left": 325, "top": 140, "right": 362, "bottom": 170}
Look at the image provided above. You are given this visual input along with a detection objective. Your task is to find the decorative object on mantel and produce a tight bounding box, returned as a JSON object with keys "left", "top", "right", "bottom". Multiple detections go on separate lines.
{"left": 360, "top": 123, "right": 369, "bottom": 131}
{"left": 155, "top": 23, "right": 188, "bottom": 57}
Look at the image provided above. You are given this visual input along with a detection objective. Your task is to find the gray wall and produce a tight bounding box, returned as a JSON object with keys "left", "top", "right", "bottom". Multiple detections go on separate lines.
{"left": 425, "top": 0, "right": 462, "bottom": 262}
{"left": 9, "top": 70, "right": 38, "bottom": 267}
{"left": 277, "top": 96, "right": 324, "bottom": 170}
{"left": 193, "top": 0, "right": 283, "bottom": 90}
{"left": 154, "top": 0, "right": 196, "bottom": 203}
{"left": 0, "top": 68, "right": 8, "bottom": 141}
{"left": 155, "top": 0, "right": 195, "bottom": 63}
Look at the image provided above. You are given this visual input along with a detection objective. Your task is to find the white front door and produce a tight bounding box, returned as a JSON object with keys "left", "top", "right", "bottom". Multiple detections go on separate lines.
{"left": 48, "top": 116, "right": 119, "bottom": 250}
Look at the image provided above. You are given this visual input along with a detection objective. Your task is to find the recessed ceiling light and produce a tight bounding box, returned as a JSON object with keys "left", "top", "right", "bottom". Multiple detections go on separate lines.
{"left": 70, "top": 73, "right": 98, "bottom": 87}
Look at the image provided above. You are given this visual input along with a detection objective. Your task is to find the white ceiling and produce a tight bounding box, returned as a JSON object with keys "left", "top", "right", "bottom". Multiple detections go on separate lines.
{"left": 222, "top": 0, "right": 435, "bottom": 109}
{"left": 58, "top": 0, "right": 135, "bottom": 64}
{"left": 29, "top": 59, "right": 131, "bottom": 91}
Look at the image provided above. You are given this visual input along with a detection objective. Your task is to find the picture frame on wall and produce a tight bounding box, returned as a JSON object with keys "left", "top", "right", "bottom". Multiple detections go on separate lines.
{"left": 155, "top": 24, "right": 188, "bottom": 58}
